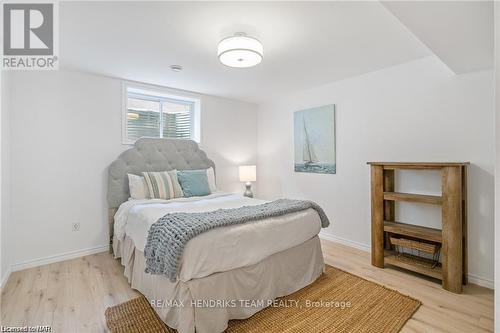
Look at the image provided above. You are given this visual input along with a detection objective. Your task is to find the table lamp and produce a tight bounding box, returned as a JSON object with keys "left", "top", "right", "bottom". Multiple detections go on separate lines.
{"left": 239, "top": 165, "right": 256, "bottom": 198}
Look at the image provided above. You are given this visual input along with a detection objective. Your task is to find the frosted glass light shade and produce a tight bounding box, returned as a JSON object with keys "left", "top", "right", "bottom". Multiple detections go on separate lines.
{"left": 218, "top": 35, "right": 263, "bottom": 68}
{"left": 239, "top": 165, "right": 257, "bottom": 182}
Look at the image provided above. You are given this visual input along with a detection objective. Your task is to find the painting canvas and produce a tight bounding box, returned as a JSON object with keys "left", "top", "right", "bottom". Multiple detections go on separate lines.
{"left": 294, "top": 104, "right": 336, "bottom": 174}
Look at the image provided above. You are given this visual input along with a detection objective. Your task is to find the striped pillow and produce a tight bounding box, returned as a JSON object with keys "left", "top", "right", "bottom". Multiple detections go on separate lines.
{"left": 167, "top": 169, "right": 184, "bottom": 198}
{"left": 142, "top": 171, "right": 182, "bottom": 200}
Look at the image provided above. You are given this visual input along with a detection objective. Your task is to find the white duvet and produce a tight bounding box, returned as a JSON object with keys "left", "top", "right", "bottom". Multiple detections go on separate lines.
{"left": 114, "top": 192, "right": 322, "bottom": 282}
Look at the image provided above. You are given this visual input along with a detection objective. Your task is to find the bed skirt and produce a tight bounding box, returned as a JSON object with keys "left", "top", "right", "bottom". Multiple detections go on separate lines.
{"left": 113, "top": 235, "right": 325, "bottom": 333}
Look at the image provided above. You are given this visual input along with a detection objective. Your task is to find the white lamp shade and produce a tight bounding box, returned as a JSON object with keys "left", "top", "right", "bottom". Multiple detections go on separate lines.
{"left": 218, "top": 35, "right": 263, "bottom": 68}
{"left": 239, "top": 165, "right": 257, "bottom": 182}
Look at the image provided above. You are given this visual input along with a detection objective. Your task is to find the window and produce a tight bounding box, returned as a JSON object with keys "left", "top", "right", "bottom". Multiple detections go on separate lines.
{"left": 123, "top": 83, "right": 200, "bottom": 144}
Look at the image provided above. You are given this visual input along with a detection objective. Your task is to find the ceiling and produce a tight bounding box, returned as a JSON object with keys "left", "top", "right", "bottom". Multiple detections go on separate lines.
{"left": 59, "top": 1, "right": 492, "bottom": 104}
{"left": 381, "top": 1, "right": 493, "bottom": 74}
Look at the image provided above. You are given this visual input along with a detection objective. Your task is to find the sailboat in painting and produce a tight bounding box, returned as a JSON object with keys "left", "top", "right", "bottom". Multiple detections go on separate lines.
{"left": 294, "top": 104, "right": 336, "bottom": 174}
{"left": 302, "top": 121, "right": 319, "bottom": 168}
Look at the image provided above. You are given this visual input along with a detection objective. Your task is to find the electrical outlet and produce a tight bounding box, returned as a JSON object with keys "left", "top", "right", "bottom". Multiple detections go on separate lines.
{"left": 72, "top": 222, "right": 80, "bottom": 232}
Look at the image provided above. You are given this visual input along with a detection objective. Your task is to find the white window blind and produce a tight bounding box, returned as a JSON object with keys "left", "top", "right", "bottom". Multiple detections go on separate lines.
{"left": 162, "top": 100, "right": 193, "bottom": 139}
{"left": 124, "top": 86, "right": 198, "bottom": 144}
{"left": 127, "top": 97, "right": 161, "bottom": 141}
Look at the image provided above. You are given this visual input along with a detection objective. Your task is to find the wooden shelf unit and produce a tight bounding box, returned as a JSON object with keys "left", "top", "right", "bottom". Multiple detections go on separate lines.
{"left": 368, "top": 162, "right": 469, "bottom": 293}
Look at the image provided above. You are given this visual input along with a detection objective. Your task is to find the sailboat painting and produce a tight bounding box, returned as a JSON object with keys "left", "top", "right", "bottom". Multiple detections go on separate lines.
{"left": 294, "top": 105, "right": 336, "bottom": 174}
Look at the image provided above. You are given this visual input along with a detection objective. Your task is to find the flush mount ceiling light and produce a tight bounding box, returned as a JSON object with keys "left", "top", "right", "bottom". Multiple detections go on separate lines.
{"left": 218, "top": 33, "right": 263, "bottom": 68}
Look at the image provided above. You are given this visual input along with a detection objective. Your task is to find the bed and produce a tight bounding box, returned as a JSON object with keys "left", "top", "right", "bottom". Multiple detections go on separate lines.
{"left": 107, "top": 138, "right": 326, "bottom": 333}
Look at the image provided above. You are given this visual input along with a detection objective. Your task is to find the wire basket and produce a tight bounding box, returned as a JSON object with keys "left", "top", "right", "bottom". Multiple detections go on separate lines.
{"left": 390, "top": 236, "right": 441, "bottom": 269}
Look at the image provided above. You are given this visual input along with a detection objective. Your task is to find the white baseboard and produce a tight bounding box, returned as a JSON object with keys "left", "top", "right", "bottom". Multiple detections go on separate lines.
{"left": 318, "top": 231, "right": 493, "bottom": 290}
{"left": 319, "top": 231, "right": 370, "bottom": 252}
{"left": 467, "top": 273, "right": 494, "bottom": 289}
{"left": 1, "top": 266, "right": 12, "bottom": 289}
{"left": 10, "top": 245, "right": 108, "bottom": 273}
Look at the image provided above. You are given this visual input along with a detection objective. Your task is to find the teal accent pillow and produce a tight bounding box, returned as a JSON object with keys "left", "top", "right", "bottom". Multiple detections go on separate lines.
{"left": 177, "top": 170, "right": 211, "bottom": 197}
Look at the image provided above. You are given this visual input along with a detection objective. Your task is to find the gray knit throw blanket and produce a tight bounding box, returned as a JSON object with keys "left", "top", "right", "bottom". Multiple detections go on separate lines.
{"left": 144, "top": 199, "right": 330, "bottom": 282}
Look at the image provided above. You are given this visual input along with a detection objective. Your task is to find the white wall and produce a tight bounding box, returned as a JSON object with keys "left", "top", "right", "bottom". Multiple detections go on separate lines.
{"left": 257, "top": 56, "right": 495, "bottom": 287}
{"left": 494, "top": 2, "right": 499, "bottom": 330}
{"left": 1, "top": 71, "right": 3, "bottom": 285}
{"left": 1, "top": 71, "right": 12, "bottom": 287}
{"left": 3, "top": 70, "right": 257, "bottom": 271}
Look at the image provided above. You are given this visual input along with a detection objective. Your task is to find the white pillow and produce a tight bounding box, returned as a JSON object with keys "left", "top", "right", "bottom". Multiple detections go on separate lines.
{"left": 128, "top": 174, "right": 148, "bottom": 199}
{"left": 206, "top": 167, "right": 217, "bottom": 193}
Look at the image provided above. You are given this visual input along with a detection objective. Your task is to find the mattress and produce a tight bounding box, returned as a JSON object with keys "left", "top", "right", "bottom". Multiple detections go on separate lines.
{"left": 114, "top": 192, "right": 322, "bottom": 281}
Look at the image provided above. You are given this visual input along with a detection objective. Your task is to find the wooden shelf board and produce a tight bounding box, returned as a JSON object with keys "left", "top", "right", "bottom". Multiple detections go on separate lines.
{"left": 384, "top": 251, "right": 442, "bottom": 280}
{"left": 384, "top": 221, "right": 442, "bottom": 243}
{"left": 383, "top": 192, "right": 442, "bottom": 205}
{"left": 367, "top": 162, "right": 470, "bottom": 170}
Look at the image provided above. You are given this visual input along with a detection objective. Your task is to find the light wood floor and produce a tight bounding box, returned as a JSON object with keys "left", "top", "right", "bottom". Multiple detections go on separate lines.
{"left": 1, "top": 239, "right": 494, "bottom": 332}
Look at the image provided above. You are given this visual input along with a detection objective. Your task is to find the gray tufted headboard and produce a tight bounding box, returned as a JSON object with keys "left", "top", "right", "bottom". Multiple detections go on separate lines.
{"left": 107, "top": 138, "right": 215, "bottom": 209}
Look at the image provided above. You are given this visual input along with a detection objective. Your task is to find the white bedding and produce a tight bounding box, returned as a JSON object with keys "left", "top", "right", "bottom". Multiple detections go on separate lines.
{"left": 114, "top": 192, "right": 322, "bottom": 281}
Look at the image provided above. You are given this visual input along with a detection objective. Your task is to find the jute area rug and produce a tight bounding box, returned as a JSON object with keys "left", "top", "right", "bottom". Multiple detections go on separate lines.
{"left": 105, "top": 265, "right": 421, "bottom": 333}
